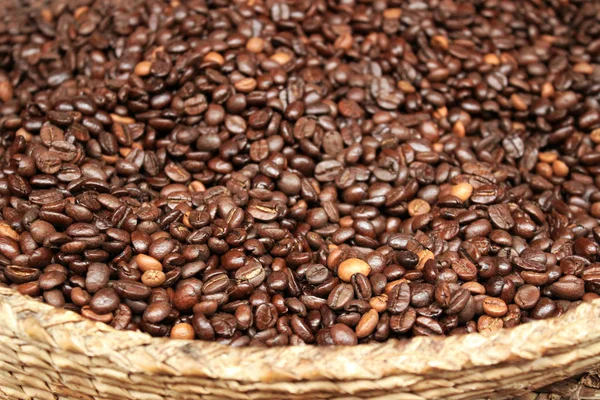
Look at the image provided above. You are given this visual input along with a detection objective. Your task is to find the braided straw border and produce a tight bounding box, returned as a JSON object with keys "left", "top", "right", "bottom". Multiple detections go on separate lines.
{"left": 1, "top": 287, "right": 600, "bottom": 399}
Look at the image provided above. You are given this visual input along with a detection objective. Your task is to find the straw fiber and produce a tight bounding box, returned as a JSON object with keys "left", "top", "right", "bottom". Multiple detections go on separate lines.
{"left": 1, "top": 288, "right": 600, "bottom": 399}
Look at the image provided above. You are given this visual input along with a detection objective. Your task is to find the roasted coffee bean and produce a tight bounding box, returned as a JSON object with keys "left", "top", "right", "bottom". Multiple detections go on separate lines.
{"left": 143, "top": 301, "right": 172, "bottom": 324}
{"left": 305, "top": 264, "right": 330, "bottom": 285}
{"left": 39, "top": 271, "right": 67, "bottom": 291}
{"left": 414, "top": 316, "right": 444, "bottom": 336}
{"left": 531, "top": 298, "right": 557, "bottom": 320}
{"left": 355, "top": 309, "right": 379, "bottom": 338}
{"left": 387, "top": 282, "right": 410, "bottom": 314}
{"left": 4, "top": 266, "right": 40, "bottom": 284}
{"left": 352, "top": 274, "right": 372, "bottom": 300}
{"left": 337, "top": 258, "right": 371, "bottom": 282}
{"left": 90, "top": 288, "right": 120, "bottom": 315}
{"left": 86, "top": 263, "right": 111, "bottom": 293}
{"left": 255, "top": 303, "right": 278, "bottom": 331}
{"left": 2, "top": 0, "right": 599, "bottom": 348}
{"left": 330, "top": 323, "right": 358, "bottom": 345}
{"left": 113, "top": 280, "right": 151, "bottom": 301}
{"left": 549, "top": 276, "right": 585, "bottom": 301}
{"left": 173, "top": 281, "right": 202, "bottom": 311}
{"left": 389, "top": 307, "right": 417, "bottom": 333}
{"left": 192, "top": 313, "right": 215, "bottom": 341}
{"left": 514, "top": 285, "right": 540, "bottom": 310}
{"left": 111, "top": 304, "right": 132, "bottom": 330}
{"left": 410, "top": 283, "right": 434, "bottom": 308}
{"left": 170, "top": 323, "right": 195, "bottom": 340}
{"left": 482, "top": 297, "right": 508, "bottom": 317}
{"left": 327, "top": 283, "right": 354, "bottom": 310}
{"left": 446, "top": 289, "right": 471, "bottom": 315}
{"left": 235, "top": 261, "right": 266, "bottom": 287}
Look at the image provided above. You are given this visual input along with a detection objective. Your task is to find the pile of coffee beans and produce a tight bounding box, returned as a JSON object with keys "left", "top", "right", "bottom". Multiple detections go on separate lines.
{"left": 0, "top": 0, "right": 599, "bottom": 346}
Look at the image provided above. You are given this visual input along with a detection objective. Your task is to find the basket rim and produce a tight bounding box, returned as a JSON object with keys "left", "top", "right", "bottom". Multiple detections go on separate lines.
{"left": 2, "top": 286, "right": 600, "bottom": 383}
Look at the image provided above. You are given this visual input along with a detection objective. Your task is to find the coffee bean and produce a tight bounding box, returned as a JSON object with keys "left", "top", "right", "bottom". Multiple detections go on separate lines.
{"left": 203, "top": 273, "right": 230, "bottom": 294}
{"left": 549, "top": 276, "right": 585, "bottom": 301}
{"left": 142, "top": 270, "right": 166, "bottom": 288}
{"left": 477, "top": 315, "right": 503, "bottom": 333}
{"left": 235, "top": 261, "right": 266, "bottom": 287}
{"left": 327, "top": 283, "right": 354, "bottom": 310}
{"left": 173, "top": 281, "right": 202, "bottom": 311}
{"left": 305, "top": 264, "right": 330, "bottom": 285}
{"left": 450, "top": 183, "right": 473, "bottom": 202}
{"left": 247, "top": 203, "right": 281, "bottom": 222}
{"left": 192, "top": 313, "right": 215, "bottom": 341}
{"left": 531, "top": 298, "right": 557, "bottom": 320}
{"left": 387, "top": 282, "right": 411, "bottom": 314}
{"left": 352, "top": 273, "right": 372, "bottom": 300}
{"left": 86, "top": 263, "right": 111, "bottom": 293}
{"left": 452, "top": 259, "right": 478, "bottom": 281}
{"left": 170, "top": 323, "right": 195, "bottom": 340}
{"left": 355, "top": 309, "right": 379, "bottom": 338}
{"left": 482, "top": 297, "right": 508, "bottom": 317}
{"left": 113, "top": 280, "right": 151, "bottom": 301}
{"left": 397, "top": 251, "right": 418, "bottom": 269}
{"left": 0, "top": 237, "right": 20, "bottom": 260}
{"left": 410, "top": 283, "right": 434, "bottom": 308}
{"left": 0, "top": 223, "right": 19, "bottom": 241}
{"left": 69, "top": 286, "right": 91, "bottom": 307}
{"left": 136, "top": 254, "right": 163, "bottom": 272}
{"left": 255, "top": 303, "right": 278, "bottom": 331}
{"left": 337, "top": 258, "right": 371, "bottom": 282}
{"left": 514, "top": 285, "right": 540, "bottom": 310}
{"left": 2, "top": 0, "right": 599, "bottom": 348}
{"left": 4, "top": 266, "right": 40, "bottom": 284}
{"left": 39, "top": 271, "right": 67, "bottom": 291}
{"left": 416, "top": 249, "right": 434, "bottom": 271}
{"left": 81, "top": 306, "right": 113, "bottom": 324}
{"left": 408, "top": 199, "right": 431, "bottom": 217}
{"left": 330, "top": 323, "right": 358, "bottom": 345}
{"left": 414, "top": 316, "right": 444, "bottom": 336}
{"left": 90, "top": 288, "right": 120, "bottom": 314}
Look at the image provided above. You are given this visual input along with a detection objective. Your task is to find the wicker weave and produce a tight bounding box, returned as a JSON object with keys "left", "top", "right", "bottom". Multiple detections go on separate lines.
{"left": 2, "top": 287, "right": 600, "bottom": 399}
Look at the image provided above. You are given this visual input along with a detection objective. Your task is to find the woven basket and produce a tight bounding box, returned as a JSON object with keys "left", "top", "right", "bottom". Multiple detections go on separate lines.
{"left": 2, "top": 288, "right": 600, "bottom": 399}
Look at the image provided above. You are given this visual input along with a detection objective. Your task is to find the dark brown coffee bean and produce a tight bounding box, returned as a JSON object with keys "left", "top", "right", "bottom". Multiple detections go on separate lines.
{"left": 173, "top": 281, "right": 202, "bottom": 311}
{"left": 389, "top": 307, "right": 416, "bottom": 333}
{"left": 192, "top": 313, "right": 215, "bottom": 341}
{"left": 514, "top": 285, "right": 540, "bottom": 310}
{"left": 4, "top": 266, "right": 40, "bottom": 284}
{"left": 2, "top": 0, "right": 599, "bottom": 348}
{"left": 113, "top": 280, "right": 152, "bottom": 301}
{"left": 235, "top": 261, "right": 266, "bottom": 287}
{"left": 387, "top": 281, "right": 410, "bottom": 314}
{"left": 530, "top": 298, "right": 557, "bottom": 320}
{"left": 90, "top": 288, "right": 120, "bottom": 314}
{"left": 143, "top": 301, "right": 172, "bottom": 324}
{"left": 255, "top": 303, "right": 278, "bottom": 331}
{"left": 86, "top": 263, "right": 111, "bottom": 293}
{"left": 446, "top": 288, "right": 470, "bottom": 315}
{"left": 305, "top": 264, "right": 330, "bottom": 285}
{"left": 414, "top": 316, "right": 444, "bottom": 336}
{"left": 435, "top": 282, "right": 452, "bottom": 308}
{"left": 352, "top": 273, "right": 372, "bottom": 300}
{"left": 327, "top": 283, "right": 354, "bottom": 310}
{"left": 330, "top": 323, "right": 358, "bottom": 345}
{"left": 549, "top": 276, "right": 585, "bottom": 301}
{"left": 39, "top": 271, "right": 67, "bottom": 291}
{"left": 452, "top": 259, "right": 478, "bottom": 281}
